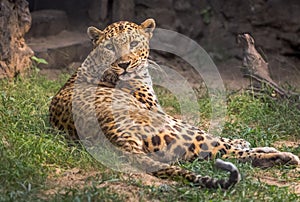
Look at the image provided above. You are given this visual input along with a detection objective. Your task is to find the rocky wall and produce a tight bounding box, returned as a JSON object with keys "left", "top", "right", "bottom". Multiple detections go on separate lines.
{"left": 23, "top": 0, "right": 300, "bottom": 86}
{"left": 0, "top": 0, "right": 34, "bottom": 79}
{"left": 29, "top": 0, "right": 299, "bottom": 61}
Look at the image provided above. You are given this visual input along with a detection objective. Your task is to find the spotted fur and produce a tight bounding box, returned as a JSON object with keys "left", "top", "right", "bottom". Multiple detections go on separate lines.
{"left": 49, "top": 19, "right": 299, "bottom": 190}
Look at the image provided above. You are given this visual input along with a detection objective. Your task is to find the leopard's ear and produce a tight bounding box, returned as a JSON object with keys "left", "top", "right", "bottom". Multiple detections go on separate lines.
{"left": 140, "top": 18, "right": 156, "bottom": 38}
{"left": 87, "top": 26, "right": 104, "bottom": 45}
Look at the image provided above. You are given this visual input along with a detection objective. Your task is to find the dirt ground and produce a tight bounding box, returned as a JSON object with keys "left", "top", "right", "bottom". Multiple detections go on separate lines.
{"left": 42, "top": 167, "right": 175, "bottom": 201}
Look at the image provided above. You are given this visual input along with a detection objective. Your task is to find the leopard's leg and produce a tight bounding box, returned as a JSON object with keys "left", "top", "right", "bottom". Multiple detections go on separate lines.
{"left": 112, "top": 138, "right": 241, "bottom": 189}
{"left": 221, "top": 147, "right": 300, "bottom": 168}
{"left": 250, "top": 147, "right": 279, "bottom": 153}
{"left": 140, "top": 121, "right": 299, "bottom": 169}
{"left": 239, "top": 151, "right": 299, "bottom": 168}
{"left": 219, "top": 138, "right": 280, "bottom": 153}
{"left": 212, "top": 136, "right": 297, "bottom": 168}
{"left": 179, "top": 134, "right": 299, "bottom": 168}
{"left": 125, "top": 152, "right": 241, "bottom": 189}
{"left": 152, "top": 158, "right": 240, "bottom": 189}
{"left": 220, "top": 137, "right": 251, "bottom": 149}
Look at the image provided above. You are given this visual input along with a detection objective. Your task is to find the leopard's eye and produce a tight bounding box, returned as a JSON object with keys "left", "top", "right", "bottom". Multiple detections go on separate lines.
{"left": 130, "top": 41, "right": 139, "bottom": 48}
{"left": 105, "top": 44, "right": 114, "bottom": 51}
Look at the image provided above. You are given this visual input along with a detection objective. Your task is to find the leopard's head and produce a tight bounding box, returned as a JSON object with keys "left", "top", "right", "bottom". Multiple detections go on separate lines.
{"left": 87, "top": 19, "right": 155, "bottom": 80}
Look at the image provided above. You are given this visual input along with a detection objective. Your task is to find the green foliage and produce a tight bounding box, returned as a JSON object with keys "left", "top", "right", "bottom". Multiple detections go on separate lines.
{"left": 0, "top": 74, "right": 299, "bottom": 201}
{"left": 31, "top": 56, "right": 48, "bottom": 65}
{"left": 0, "top": 74, "right": 104, "bottom": 201}
{"left": 223, "top": 93, "right": 300, "bottom": 147}
{"left": 200, "top": 6, "right": 212, "bottom": 24}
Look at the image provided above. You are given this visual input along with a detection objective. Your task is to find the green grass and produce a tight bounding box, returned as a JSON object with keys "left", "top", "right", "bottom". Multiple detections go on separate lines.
{"left": 0, "top": 73, "right": 299, "bottom": 201}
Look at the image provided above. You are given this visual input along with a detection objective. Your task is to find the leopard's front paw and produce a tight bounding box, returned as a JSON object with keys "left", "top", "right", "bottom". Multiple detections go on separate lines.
{"left": 278, "top": 152, "right": 300, "bottom": 166}
{"left": 252, "top": 152, "right": 300, "bottom": 168}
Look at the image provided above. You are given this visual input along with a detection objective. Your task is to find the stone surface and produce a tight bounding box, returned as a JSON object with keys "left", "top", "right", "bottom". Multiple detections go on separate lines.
{"left": 134, "top": 0, "right": 173, "bottom": 9}
{"left": 173, "top": 0, "right": 191, "bottom": 11}
{"left": 22, "top": 0, "right": 300, "bottom": 88}
{"left": 88, "top": 0, "right": 108, "bottom": 21}
{"left": 27, "top": 31, "right": 92, "bottom": 69}
{"left": 112, "top": 0, "right": 135, "bottom": 22}
{"left": 136, "top": 8, "right": 177, "bottom": 30}
{"left": 0, "top": 0, "right": 34, "bottom": 79}
{"left": 27, "top": 9, "right": 69, "bottom": 38}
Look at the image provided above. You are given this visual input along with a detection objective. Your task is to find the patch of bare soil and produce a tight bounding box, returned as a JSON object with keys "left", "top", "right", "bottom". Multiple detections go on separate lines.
{"left": 42, "top": 167, "right": 175, "bottom": 201}
{"left": 254, "top": 167, "right": 300, "bottom": 195}
{"left": 272, "top": 140, "right": 300, "bottom": 149}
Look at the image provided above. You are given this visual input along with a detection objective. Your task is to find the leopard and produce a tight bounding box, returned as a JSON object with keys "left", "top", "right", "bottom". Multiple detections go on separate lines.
{"left": 49, "top": 18, "right": 300, "bottom": 189}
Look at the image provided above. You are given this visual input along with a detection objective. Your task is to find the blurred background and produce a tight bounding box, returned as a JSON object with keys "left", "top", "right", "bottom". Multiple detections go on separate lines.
{"left": 23, "top": 0, "right": 300, "bottom": 89}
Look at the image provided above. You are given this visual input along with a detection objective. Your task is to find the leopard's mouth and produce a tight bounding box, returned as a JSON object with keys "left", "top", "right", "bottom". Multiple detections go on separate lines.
{"left": 119, "top": 60, "right": 148, "bottom": 80}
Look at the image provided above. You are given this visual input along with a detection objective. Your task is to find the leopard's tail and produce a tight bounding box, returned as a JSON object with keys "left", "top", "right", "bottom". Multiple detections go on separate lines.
{"left": 198, "top": 159, "right": 241, "bottom": 189}
{"left": 152, "top": 159, "right": 241, "bottom": 189}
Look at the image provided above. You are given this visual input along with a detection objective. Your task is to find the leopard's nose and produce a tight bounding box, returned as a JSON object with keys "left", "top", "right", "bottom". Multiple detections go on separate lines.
{"left": 118, "top": 61, "right": 131, "bottom": 69}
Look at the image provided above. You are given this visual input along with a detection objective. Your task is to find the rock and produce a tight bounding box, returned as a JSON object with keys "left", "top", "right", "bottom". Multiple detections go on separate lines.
{"left": 27, "top": 31, "right": 91, "bottom": 69}
{"left": 253, "top": 29, "right": 282, "bottom": 52}
{"left": 0, "top": 0, "right": 34, "bottom": 79}
{"left": 27, "top": 9, "right": 69, "bottom": 38}
{"left": 112, "top": 0, "right": 135, "bottom": 22}
{"left": 175, "top": 11, "right": 204, "bottom": 39}
{"left": 264, "top": 0, "right": 300, "bottom": 32}
{"left": 277, "top": 32, "right": 300, "bottom": 56}
{"left": 173, "top": 0, "right": 191, "bottom": 11}
{"left": 19, "top": 0, "right": 299, "bottom": 88}
{"left": 88, "top": 0, "right": 108, "bottom": 21}
{"left": 134, "top": 0, "right": 173, "bottom": 9}
{"left": 135, "top": 8, "right": 177, "bottom": 29}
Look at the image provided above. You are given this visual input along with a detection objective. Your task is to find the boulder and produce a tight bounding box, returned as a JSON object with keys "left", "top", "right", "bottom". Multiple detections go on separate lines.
{"left": 27, "top": 9, "right": 69, "bottom": 38}
{"left": 0, "top": 0, "right": 33, "bottom": 79}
